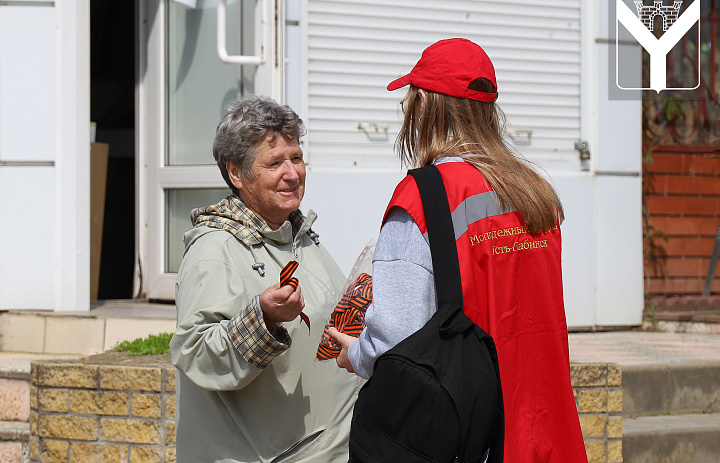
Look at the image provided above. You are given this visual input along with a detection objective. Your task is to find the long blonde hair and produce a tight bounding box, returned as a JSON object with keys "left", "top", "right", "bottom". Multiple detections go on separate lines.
{"left": 397, "top": 80, "right": 564, "bottom": 234}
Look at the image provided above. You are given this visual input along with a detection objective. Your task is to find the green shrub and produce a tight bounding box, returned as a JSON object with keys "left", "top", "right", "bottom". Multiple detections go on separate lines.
{"left": 113, "top": 332, "right": 173, "bottom": 356}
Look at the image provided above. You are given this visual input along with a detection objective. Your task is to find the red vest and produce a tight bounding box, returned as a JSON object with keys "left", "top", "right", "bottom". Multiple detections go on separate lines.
{"left": 384, "top": 162, "right": 587, "bottom": 462}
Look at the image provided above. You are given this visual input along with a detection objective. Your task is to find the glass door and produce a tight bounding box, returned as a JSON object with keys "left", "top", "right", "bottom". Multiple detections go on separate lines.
{"left": 138, "top": 0, "right": 283, "bottom": 299}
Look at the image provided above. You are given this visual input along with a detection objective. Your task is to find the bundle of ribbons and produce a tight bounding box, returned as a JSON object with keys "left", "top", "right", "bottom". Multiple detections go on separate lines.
{"left": 316, "top": 273, "right": 373, "bottom": 360}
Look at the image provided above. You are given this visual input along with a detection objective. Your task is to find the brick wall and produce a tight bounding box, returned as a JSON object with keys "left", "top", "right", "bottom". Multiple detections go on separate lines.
{"left": 29, "top": 353, "right": 175, "bottom": 463}
{"left": 643, "top": 147, "right": 720, "bottom": 295}
{"left": 29, "top": 355, "right": 621, "bottom": 463}
{"left": 572, "top": 363, "right": 623, "bottom": 463}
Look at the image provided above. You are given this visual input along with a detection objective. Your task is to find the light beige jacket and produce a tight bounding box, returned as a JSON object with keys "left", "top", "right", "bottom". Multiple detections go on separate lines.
{"left": 170, "top": 211, "right": 362, "bottom": 463}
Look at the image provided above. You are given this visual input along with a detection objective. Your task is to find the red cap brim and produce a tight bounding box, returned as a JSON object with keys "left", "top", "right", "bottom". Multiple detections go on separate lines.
{"left": 387, "top": 74, "right": 411, "bottom": 91}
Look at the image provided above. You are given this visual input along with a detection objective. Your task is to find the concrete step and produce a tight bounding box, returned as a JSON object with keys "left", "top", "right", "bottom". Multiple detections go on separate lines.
{"left": 652, "top": 311, "right": 720, "bottom": 324}
{"left": 0, "top": 353, "right": 81, "bottom": 463}
{"left": 623, "top": 412, "right": 720, "bottom": 463}
{"left": 622, "top": 361, "right": 720, "bottom": 462}
{"left": 645, "top": 296, "right": 720, "bottom": 333}
{"left": 0, "top": 355, "right": 32, "bottom": 426}
{"left": 647, "top": 295, "right": 720, "bottom": 313}
{"left": 0, "top": 421, "right": 30, "bottom": 463}
{"left": 623, "top": 363, "right": 720, "bottom": 416}
{"left": 0, "top": 359, "right": 30, "bottom": 463}
{"left": 0, "top": 378, "right": 29, "bottom": 422}
{"left": 0, "top": 354, "right": 80, "bottom": 420}
{"left": 0, "top": 300, "right": 176, "bottom": 355}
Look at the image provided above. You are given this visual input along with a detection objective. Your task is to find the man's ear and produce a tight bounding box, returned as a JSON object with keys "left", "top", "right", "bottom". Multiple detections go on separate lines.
{"left": 226, "top": 162, "right": 244, "bottom": 191}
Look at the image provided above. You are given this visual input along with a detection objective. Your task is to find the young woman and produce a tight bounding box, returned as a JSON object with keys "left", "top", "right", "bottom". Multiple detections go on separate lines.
{"left": 330, "top": 38, "right": 588, "bottom": 462}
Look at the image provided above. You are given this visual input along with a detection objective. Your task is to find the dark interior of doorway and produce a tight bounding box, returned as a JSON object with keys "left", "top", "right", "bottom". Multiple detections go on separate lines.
{"left": 91, "top": 1, "right": 135, "bottom": 299}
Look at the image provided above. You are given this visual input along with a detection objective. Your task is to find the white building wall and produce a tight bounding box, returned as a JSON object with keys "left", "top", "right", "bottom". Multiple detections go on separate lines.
{"left": 0, "top": 2, "right": 57, "bottom": 309}
{"left": 593, "top": 0, "right": 643, "bottom": 326}
{"left": 0, "top": 167, "right": 56, "bottom": 308}
{"left": 302, "top": 0, "right": 643, "bottom": 328}
{"left": 0, "top": 0, "right": 90, "bottom": 311}
{"left": 0, "top": 0, "right": 643, "bottom": 324}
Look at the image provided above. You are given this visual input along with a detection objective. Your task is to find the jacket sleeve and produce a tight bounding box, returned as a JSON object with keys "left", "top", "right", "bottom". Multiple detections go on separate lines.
{"left": 170, "top": 258, "right": 290, "bottom": 391}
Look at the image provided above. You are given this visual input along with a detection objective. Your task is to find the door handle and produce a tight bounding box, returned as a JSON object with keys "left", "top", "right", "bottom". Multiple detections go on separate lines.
{"left": 217, "top": 0, "right": 266, "bottom": 65}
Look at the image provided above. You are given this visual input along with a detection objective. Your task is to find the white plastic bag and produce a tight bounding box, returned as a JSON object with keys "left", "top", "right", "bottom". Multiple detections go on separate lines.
{"left": 340, "top": 237, "right": 376, "bottom": 299}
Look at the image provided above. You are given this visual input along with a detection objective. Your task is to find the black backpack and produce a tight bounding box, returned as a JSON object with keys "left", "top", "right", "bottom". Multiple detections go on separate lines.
{"left": 349, "top": 165, "right": 504, "bottom": 463}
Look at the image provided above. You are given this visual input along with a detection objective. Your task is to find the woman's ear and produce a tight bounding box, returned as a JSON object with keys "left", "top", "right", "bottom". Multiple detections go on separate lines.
{"left": 418, "top": 89, "right": 427, "bottom": 114}
{"left": 226, "top": 162, "right": 244, "bottom": 192}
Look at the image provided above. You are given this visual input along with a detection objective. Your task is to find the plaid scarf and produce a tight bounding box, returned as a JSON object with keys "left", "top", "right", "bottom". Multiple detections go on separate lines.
{"left": 190, "top": 195, "right": 305, "bottom": 246}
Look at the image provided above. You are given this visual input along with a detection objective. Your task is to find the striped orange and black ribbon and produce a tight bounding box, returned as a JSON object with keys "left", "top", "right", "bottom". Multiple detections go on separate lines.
{"left": 280, "top": 260, "right": 309, "bottom": 332}
{"left": 280, "top": 260, "right": 299, "bottom": 288}
{"left": 316, "top": 273, "right": 372, "bottom": 360}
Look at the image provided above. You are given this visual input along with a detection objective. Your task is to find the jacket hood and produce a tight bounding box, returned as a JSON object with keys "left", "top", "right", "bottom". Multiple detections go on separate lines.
{"left": 184, "top": 195, "right": 317, "bottom": 252}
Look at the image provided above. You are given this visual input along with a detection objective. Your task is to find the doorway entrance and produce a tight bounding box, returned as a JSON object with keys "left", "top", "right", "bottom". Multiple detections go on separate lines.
{"left": 90, "top": 0, "right": 136, "bottom": 299}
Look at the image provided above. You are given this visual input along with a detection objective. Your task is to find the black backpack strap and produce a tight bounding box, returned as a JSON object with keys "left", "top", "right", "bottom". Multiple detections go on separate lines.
{"left": 409, "top": 164, "right": 505, "bottom": 462}
{"left": 408, "top": 165, "right": 472, "bottom": 334}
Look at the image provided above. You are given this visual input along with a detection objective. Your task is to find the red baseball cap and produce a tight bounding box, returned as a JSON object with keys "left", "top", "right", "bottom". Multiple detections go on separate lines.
{"left": 387, "top": 38, "right": 497, "bottom": 102}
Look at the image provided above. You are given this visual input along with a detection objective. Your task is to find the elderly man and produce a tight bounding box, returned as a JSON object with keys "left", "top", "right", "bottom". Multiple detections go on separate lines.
{"left": 170, "top": 95, "right": 361, "bottom": 463}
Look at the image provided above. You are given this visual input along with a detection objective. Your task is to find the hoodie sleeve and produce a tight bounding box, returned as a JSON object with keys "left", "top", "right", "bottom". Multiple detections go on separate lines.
{"left": 170, "top": 256, "right": 290, "bottom": 391}
{"left": 348, "top": 208, "right": 437, "bottom": 379}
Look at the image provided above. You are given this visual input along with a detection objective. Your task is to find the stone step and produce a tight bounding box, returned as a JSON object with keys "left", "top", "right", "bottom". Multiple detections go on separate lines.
{"left": 623, "top": 412, "right": 720, "bottom": 463}
{"left": 0, "top": 353, "right": 80, "bottom": 424}
{"left": 652, "top": 311, "right": 720, "bottom": 324}
{"left": 0, "top": 355, "right": 33, "bottom": 426}
{"left": 623, "top": 363, "right": 720, "bottom": 416}
{"left": 0, "top": 353, "right": 81, "bottom": 463}
{"left": 647, "top": 295, "right": 720, "bottom": 313}
{"left": 0, "top": 421, "right": 30, "bottom": 463}
{"left": 0, "top": 301, "right": 176, "bottom": 355}
{"left": 0, "top": 421, "right": 30, "bottom": 442}
{"left": 0, "top": 378, "right": 29, "bottom": 422}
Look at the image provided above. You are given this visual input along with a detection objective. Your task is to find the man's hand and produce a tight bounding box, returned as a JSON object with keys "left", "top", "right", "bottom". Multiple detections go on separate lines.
{"left": 327, "top": 327, "right": 356, "bottom": 374}
{"left": 259, "top": 282, "right": 304, "bottom": 331}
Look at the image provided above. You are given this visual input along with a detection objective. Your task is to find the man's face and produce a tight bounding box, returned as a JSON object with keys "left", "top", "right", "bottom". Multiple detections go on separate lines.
{"left": 230, "top": 133, "right": 305, "bottom": 229}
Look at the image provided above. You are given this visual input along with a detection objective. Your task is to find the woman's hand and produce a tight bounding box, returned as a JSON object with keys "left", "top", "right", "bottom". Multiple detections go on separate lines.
{"left": 259, "top": 282, "right": 305, "bottom": 331}
{"left": 327, "top": 327, "right": 356, "bottom": 374}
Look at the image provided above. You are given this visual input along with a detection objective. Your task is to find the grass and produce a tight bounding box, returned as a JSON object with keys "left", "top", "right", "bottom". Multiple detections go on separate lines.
{"left": 113, "top": 332, "right": 173, "bottom": 356}
{"left": 644, "top": 304, "right": 660, "bottom": 330}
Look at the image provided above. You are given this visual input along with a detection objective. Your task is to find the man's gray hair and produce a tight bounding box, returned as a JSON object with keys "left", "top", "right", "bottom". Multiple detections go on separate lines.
{"left": 213, "top": 95, "right": 306, "bottom": 194}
